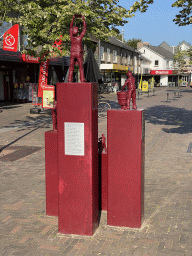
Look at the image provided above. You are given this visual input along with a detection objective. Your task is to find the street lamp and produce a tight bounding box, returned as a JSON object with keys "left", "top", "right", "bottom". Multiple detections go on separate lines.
{"left": 138, "top": 54, "right": 141, "bottom": 88}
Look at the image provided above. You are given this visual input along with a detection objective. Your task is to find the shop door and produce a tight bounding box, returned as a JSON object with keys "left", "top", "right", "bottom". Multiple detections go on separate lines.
{"left": 0, "top": 71, "right": 4, "bottom": 100}
{"left": 3, "top": 74, "right": 10, "bottom": 101}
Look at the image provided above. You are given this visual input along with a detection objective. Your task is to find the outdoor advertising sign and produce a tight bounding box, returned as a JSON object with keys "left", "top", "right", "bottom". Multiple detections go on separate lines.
{"left": 38, "top": 58, "right": 50, "bottom": 98}
{"left": 42, "top": 88, "right": 55, "bottom": 109}
{"left": 3, "top": 24, "right": 19, "bottom": 52}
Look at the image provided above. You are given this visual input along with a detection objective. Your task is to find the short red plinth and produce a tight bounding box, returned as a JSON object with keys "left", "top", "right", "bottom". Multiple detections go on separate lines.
{"left": 57, "top": 82, "right": 99, "bottom": 236}
{"left": 45, "top": 130, "right": 58, "bottom": 216}
{"left": 107, "top": 109, "right": 145, "bottom": 228}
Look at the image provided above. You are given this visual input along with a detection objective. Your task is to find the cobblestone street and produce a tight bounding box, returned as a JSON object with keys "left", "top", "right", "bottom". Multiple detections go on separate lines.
{"left": 0, "top": 87, "right": 192, "bottom": 255}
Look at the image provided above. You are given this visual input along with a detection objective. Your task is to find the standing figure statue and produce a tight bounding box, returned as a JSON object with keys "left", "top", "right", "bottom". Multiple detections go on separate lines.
{"left": 68, "top": 14, "right": 86, "bottom": 83}
{"left": 121, "top": 71, "right": 137, "bottom": 110}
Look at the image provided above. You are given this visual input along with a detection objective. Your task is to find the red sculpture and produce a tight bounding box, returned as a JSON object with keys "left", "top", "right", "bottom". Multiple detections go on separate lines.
{"left": 120, "top": 71, "right": 137, "bottom": 110}
{"left": 68, "top": 14, "right": 86, "bottom": 83}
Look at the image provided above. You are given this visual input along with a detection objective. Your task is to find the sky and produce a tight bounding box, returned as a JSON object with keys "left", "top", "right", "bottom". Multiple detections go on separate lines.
{"left": 118, "top": 0, "right": 191, "bottom": 47}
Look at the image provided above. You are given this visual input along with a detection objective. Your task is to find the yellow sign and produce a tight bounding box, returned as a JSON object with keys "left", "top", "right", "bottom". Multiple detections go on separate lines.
{"left": 43, "top": 89, "right": 55, "bottom": 109}
{"left": 142, "top": 81, "right": 148, "bottom": 91}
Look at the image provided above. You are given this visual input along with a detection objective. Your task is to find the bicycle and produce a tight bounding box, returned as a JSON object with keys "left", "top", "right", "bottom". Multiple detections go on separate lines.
{"left": 98, "top": 95, "right": 111, "bottom": 118}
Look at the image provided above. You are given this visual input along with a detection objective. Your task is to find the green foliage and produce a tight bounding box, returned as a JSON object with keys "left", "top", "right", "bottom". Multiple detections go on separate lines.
{"left": 173, "top": 46, "right": 187, "bottom": 71}
{"left": 187, "top": 46, "right": 192, "bottom": 64}
{"left": 0, "top": 0, "right": 154, "bottom": 58}
{"left": 125, "top": 38, "right": 142, "bottom": 49}
{"left": 172, "top": 0, "right": 192, "bottom": 26}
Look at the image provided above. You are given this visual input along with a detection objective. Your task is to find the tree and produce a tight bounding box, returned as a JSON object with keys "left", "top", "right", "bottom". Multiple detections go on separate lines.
{"left": 173, "top": 46, "right": 186, "bottom": 71}
{"left": 172, "top": 0, "right": 192, "bottom": 26}
{"left": 125, "top": 38, "right": 142, "bottom": 49}
{"left": 0, "top": 0, "right": 153, "bottom": 59}
{"left": 187, "top": 46, "right": 192, "bottom": 64}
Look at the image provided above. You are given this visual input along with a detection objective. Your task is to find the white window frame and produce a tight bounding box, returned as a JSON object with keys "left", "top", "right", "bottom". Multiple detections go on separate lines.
{"left": 107, "top": 48, "right": 110, "bottom": 62}
{"left": 128, "top": 55, "right": 131, "bottom": 64}
{"left": 113, "top": 50, "right": 117, "bottom": 63}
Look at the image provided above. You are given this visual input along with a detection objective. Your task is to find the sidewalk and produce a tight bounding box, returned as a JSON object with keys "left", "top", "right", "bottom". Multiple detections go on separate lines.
{"left": 0, "top": 87, "right": 192, "bottom": 255}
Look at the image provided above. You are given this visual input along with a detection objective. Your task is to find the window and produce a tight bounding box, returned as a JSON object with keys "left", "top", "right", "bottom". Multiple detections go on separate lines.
{"left": 134, "top": 56, "right": 137, "bottom": 66}
{"left": 124, "top": 54, "right": 127, "bottom": 65}
{"left": 107, "top": 48, "right": 110, "bottom": 62}
{"left": 155, "top": 60, "right": 159, "bottom": 66}
{"left": 100, "top": 46, "right": 104, "bottom": 61}
{"left": 128, "top": 55, "right": 131, "bottom": 64}
{"left": 113, "top": 50, "right": 117, "bottom": 62}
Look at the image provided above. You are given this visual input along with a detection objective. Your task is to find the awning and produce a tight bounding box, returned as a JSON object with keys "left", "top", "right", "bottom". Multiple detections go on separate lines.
{"left": 100, "top": 64, "right": 132, "bottom": 72}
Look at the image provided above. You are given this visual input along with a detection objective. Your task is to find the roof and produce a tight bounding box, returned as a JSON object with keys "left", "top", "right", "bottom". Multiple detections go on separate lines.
{"left": 108, "top": 37, "right": 136, "bottom": 53}
{"left": 139, "top": 44, "right": 174, "bottom": 59}
{"left": 178, "top": 41, "right": 191, "bottom": 47}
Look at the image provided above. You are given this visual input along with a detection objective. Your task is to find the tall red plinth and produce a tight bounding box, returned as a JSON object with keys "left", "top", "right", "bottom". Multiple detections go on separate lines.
{"left": 45, "top": 130, "right": 58, "bottom": 216}
{"left": 107, "top": 109, "right": 145, "bottom": 228}
{"left": 57, "top": 82, "right": 99, "bottom": 236}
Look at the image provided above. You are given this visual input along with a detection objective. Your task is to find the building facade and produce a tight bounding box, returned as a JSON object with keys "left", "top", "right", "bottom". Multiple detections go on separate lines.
{"left": 98, "top": 37, "right": 140, "bottom": 89}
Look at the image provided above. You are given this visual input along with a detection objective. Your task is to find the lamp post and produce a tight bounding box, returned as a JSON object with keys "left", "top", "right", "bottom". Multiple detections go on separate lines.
{"left": 138, "top": 54, "right": 141, "bottom": 88}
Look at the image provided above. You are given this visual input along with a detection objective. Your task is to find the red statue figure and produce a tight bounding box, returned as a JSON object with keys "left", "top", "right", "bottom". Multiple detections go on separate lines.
{"left": 68, "top": 14, "right": 86, "bottom": 83}
{"left": 52, "top": 102, "right": 57, "bottom": 132}
{"left": 98, "top": 134, "right": 107, "bottom": 153}
{"left": 121, "top": 71, "right": 137, "bottom": 110}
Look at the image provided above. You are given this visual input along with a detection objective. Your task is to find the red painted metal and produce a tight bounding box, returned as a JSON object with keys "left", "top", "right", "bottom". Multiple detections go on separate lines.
{"left": 68, "top": 14, "right": 86, "bottom": 82}
{"left": 45, "top": 130, "right": 58, "bottom": 216}
{"left": 107, "top": 109, "right": 145, "bottom": 228}
{"left": 57, "top": 82, "right": 99, "bottom": 236}
{"left": 121, "top": 71, "right": 137, "bottom": 110}
{"left": 101, "top": 152, "right": 108, "bottom": 211}
{"left": 98, "top": 134, "right": 108, "bottom": 211}
{"left": 117, "top": 91, "right": 127, "bottom": 110}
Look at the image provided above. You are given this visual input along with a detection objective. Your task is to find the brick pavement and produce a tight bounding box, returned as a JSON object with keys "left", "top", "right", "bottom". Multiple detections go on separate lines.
{"left": 0, "top": 87, "right": 192, "bottom": 255}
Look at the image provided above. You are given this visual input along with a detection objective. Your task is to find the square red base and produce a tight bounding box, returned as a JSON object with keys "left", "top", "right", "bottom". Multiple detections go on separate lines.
{"left": 57, "top": 82, "right": 99, "bottom": 236}
{"left": 107, "top": 109, "right": 145, "bottom": 228}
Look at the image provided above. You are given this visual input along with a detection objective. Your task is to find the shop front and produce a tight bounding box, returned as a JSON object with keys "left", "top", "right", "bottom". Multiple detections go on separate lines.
{"left": 0, "top": 50, "right": 70, "bottom": 103}
{"left": 100, "top": 64, "right": 132, "bottom": 91}
{"left": 150, "top": 70, "right": 191, "bottom": 87}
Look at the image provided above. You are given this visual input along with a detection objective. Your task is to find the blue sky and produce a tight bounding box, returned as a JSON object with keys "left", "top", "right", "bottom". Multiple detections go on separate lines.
{"left": 118, "top": 0, "right": 191, "bottom": 47}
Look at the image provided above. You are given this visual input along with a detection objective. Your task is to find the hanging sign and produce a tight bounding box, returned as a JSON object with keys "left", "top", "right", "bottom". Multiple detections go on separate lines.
{"left": 3, "top": 24, "right": 19, "bottom": 52}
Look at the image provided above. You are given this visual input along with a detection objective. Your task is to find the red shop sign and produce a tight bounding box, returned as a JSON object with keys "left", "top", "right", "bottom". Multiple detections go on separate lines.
{"left": 150, "top": 70, "right": 173, "bottom": 75}
{"left": 21, "top": 53, "right": 40, "bottom": 63}
{"left": 3, "top": 24, "right": 19, "bottom": 52}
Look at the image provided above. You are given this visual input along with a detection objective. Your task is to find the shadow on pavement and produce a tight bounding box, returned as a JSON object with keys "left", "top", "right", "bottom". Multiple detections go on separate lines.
{"left": 145, "top": 105, "right": 192, "bottom": 134}
{"left": 4, "top": 115, "right": 52, "bottom": 131}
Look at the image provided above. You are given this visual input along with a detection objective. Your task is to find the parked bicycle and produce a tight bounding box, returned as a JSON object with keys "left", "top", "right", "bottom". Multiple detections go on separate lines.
{"left": 98, "top": 95, "right": 111, "bottom": 118}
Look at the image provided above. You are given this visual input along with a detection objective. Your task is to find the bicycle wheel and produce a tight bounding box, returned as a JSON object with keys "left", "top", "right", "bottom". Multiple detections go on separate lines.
{"left": 98, "top": 102, "right": 111, "bottom": 118}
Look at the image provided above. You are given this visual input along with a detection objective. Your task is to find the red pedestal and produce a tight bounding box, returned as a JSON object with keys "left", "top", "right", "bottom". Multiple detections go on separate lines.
{"left": 57, "top": 82, "right": 99, "bottom": 236}
{"left": 45, "top": 130, "right": 58, "bottom": 216}
{"left": 107, "top": 109, "right": 145, "bottom": 228}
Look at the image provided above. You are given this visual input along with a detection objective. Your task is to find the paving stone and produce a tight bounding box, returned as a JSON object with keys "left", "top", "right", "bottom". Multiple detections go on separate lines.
{"left": 1, "top": 88, "right": 192, "bottom": 255}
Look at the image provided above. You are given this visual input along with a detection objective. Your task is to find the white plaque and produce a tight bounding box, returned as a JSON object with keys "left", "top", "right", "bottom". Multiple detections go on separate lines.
{"left": 64, "top": 122, "right": 84, "bottom": 156}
